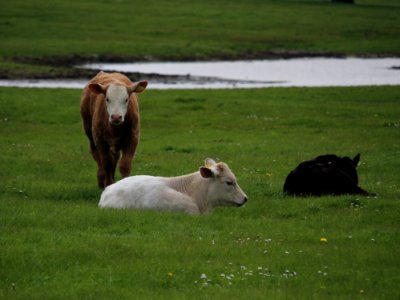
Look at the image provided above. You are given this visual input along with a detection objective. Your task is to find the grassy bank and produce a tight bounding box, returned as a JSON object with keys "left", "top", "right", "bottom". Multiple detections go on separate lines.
{"left": 1, "top": 86, "right": 399, "bottom": 299}
{"left": 1, "top": 0, "right": 400, "bottom": 78}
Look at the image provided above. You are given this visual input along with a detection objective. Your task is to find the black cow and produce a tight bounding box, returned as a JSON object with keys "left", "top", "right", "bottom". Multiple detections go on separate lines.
{"left": 283, "top": 153, "right": 371, "bottom": 196}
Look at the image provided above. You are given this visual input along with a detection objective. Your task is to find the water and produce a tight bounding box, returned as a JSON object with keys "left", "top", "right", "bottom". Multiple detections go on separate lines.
{"left": 1, "top": 57, "right": 399, "bottom": 89}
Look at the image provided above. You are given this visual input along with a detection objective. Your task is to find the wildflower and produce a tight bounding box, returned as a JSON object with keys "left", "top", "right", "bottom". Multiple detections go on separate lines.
{"left": 167, "top": 272, "right": 173, "bottom": 277}
{"left": 320, "top": 237, "right": 328, "bottom": 243}
{"left": 200, "top": 273, "right": 207, "bottom": 279}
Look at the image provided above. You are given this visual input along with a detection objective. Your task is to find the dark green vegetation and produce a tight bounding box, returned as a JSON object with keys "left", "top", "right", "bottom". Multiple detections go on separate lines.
{"left": 1, "top": 86, "right": 399, "bottom": 299}
{"left": 1, "top": 0, "right": 400, "bottom": 78}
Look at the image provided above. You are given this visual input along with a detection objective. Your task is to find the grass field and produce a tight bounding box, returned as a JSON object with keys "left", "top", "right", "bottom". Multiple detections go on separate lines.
{"left": 1, "top": 0, "right": 400, "bottom": 298}
{"left": 1, "top": 0, "right": 400, "bottom": 78}
{"left": 1, "top": 86, "right": 399, "bottom": 299}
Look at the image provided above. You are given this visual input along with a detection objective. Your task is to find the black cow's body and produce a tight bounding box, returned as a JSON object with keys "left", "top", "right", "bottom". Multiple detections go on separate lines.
{"left": 283, "top": 154, "right": 370, "bottom": 196}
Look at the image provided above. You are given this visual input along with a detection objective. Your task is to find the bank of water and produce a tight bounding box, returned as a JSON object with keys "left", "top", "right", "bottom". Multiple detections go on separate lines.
{"left": 1, "top": 57, "right": 399, "bottom": 89}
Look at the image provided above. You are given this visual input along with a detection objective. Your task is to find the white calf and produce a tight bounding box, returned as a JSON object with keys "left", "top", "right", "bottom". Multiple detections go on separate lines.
{"left": 99, "top": 158, "right": 248, "bottom": 214}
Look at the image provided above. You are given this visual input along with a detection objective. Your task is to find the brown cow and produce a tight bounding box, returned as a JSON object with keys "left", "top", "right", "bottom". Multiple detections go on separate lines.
{"left": 80, "top": 71, "right": 148, "bottom": 188}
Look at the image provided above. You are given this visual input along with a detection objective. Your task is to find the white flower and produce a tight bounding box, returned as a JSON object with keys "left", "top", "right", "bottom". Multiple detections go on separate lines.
{"left": 200, "top": 273, "right": 207, "bottom": 279}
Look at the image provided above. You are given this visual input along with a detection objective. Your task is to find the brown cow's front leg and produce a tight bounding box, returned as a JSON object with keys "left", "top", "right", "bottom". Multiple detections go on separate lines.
{"left": 88, "top": 140, "right": 106, "bottom": 188}
{"left": 97, "top": 169, "right": 106, "bottom": 189}
{"left": 102, "top": 157, "right": 114, "bottom": 188}
{"left": 97, "top": 153, "right": 109, "bottom": 189}
{"left": 119, "top": 151, "right": 133, "bottom": 178}
{"left": 119, "top": 136, "right": 138, "bottom": 178}
{"left": 102, "top": 149, "right": 120, "bottom": 187}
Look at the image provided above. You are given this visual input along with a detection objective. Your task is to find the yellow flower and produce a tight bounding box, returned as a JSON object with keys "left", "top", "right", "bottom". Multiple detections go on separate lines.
{"left": 320, "top": 237, "right": 328, "bottom": 243}
{"left": 167, "top": 272, "right": 173, "bottom": 277}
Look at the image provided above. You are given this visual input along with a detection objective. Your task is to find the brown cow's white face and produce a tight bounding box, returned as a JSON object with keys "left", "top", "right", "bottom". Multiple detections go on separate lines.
{"left": 88, "top": 80, "right": 148, "bottom": 126}
{"left": 105, "top": 84, "right": 129, "bottom": 125}
{"left": 200, "top": 159, "right": 248, "bottom": 208}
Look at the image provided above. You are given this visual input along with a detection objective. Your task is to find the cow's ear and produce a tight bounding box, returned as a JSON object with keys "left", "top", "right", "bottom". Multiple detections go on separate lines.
{"left": 88, "top": 83, "right": 107, "bottom": 95}
{"left": 353, "top": 153, "right": 361, "bottom": 166}
{"left": 200, "top": 167, "right": 214, "bottom": 178}
{"left": 205, "top": 158, "right": 216, "bottom": 168}
{"left": 129, "top": 81, "right": 148, "bottom": 94}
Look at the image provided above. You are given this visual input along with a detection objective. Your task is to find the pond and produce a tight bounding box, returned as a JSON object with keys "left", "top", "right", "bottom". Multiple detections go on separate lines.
{"left": 1, "top": 57, "right": 399, "bottom": 89}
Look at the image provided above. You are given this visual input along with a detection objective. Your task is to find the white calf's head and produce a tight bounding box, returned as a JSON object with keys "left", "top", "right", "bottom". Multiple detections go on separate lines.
{"left": 89, "top": 81, "right": 147, "bottom": 125}
{"left": 199, "top": 158, "right": 248, "bottom": 208}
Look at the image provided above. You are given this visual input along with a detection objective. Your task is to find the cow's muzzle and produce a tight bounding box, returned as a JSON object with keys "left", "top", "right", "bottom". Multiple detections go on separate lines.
{"left": 110, "top": 114, "right": 123, "bottom": 125}
{"left": 236, "top": 197, "right": 248, "bottom": 207}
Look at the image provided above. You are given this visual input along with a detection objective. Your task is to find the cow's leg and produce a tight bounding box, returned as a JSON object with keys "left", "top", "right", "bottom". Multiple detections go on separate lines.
{"left": 101, "top": 149, "right": 120, "bottom": 187}
{"left": 82, "top": 118, "right": 106, "bottom": 188}
{"left": 87, "top": 138, "right": 106, "bottom": 188}
{"left": 110, "top": 150, "right": 120, "bottom": 183}
{"left": 101, "top": 156, "right": 113, "bottom": 188}
{"left": 119, "top": 150, "right": 133, "bottom": 178}
{"left": 119, "top": 133, "right": 139, "bottom": 178}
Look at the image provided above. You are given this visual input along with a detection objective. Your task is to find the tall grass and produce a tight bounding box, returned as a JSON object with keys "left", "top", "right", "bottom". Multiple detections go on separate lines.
{"left": 1, "top": 86, "right": 399, "bottom": 299}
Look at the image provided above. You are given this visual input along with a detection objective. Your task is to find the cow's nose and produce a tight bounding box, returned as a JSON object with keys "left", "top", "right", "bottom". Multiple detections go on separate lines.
{"left": 111, "top": 114, "right": 123, "bottom": 124}
{"left": 237, "top": 197, "right": 247, "bottom": 207}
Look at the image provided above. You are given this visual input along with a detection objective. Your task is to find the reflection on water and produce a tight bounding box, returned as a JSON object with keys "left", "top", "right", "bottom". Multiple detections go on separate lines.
{"left": 1, "top": 58, "right": 399, "bottom": 89}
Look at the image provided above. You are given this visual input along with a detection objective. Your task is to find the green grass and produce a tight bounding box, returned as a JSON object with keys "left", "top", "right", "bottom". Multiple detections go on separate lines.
{"left": 1, "top": 0, "right": 399, "bottom": 298}
{"left": 1, "top": 0, "right": 400, "bottom": 77}
{"left": 3, "top": 0, "right": 399, "bottom": 58}
{"left": 1, "top": 86, "right": 399, "bottom": 299}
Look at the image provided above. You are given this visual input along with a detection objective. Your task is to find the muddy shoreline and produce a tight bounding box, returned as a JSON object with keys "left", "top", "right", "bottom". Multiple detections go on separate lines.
{"left": 3, "top": 51, "right": 399, "bottom": 81}
{"left": 3, "top": 51, "right": 344, "bottom": 81}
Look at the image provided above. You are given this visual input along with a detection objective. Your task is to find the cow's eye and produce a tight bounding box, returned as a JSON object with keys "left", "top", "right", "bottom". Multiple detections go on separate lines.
{"left": 125, "top": 98, "right": 128, "bottom": 103}
{"left": 105, "top": 97, "right": 110, "bottom": 103}
{"left": 225, "top": 181, "right": 234, "bottom": 186}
